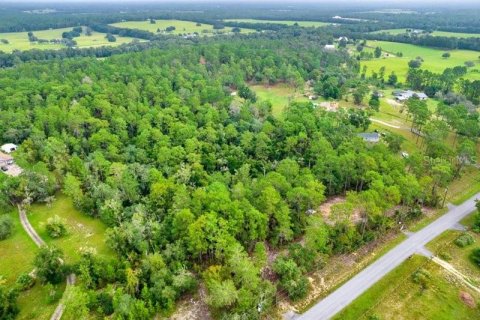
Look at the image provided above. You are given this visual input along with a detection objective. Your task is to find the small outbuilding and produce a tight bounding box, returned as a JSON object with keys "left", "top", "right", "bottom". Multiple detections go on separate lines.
{"left": 1, "top": 143, "right": 17, "bottom": 153}
{"left": 358, "top": 132, "right": 381, "bottom": 143}
{"left": 324, "top": 44, "right": 336, "bottom": 51}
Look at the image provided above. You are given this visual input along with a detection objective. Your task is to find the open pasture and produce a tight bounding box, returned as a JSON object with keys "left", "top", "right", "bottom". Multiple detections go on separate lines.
{"left": 362, "top": 40, "right": 480, "bottom": 82}
{"left": 224, "top": 19, "right": 329, "bottom": 28}
{"left": 0, "top": 27, "right": 139, "bottom": 53}
{"left": 111, "top": 19, "right": 255, "bottom": 35}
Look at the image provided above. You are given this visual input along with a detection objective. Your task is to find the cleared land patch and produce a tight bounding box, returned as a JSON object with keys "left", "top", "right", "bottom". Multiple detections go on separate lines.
{"left": 361, "top": 40, "right": 480, "bottom": 82}
{"left": 372, "top": 28, "right": 480, "bottom": 39}
{"left": 111, "top": 19, "right": 255, "bottom": 35}
{"left": 0, "top": 27, "right": 139, "bottom": 53}
{"left": 27, "top": 194, "right": 113, "bottom": 264}
{"left": 224, "top": 19, "right": 329, "bottom": 28}
{"left": 250, "top": 84, "right": 310, "bottom": 116}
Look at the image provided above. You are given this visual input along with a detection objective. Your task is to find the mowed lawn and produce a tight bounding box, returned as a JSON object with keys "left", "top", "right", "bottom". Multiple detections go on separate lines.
{"left": 250, "top": 84, "right": 310, "bottom": 117}
{"left": 334, "top": 255, "right": 480, "bottom": 320}
{"left": 0, "top": 27, "right": 139, "bottom": 53}
{"left": 361, "top": 40, "right": 480, "bottom": 82}
{"left": 224, "top": 19, "right": 329, "bottom": 28}
{"left": 111, "top": 19, "right": 255, "bottom": 35}
{"left": 373, "top": 28, "right": 480, "bottom": 38}
{"left": 28, "top": 194, "right": 113, "bottom": 264}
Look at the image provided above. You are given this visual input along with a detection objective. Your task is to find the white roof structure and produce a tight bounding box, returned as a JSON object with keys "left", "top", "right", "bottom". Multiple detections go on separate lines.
{"left": 324, "top": 44, "right": 336, "bottom": 51}
{"left": 1, "top": 143, "right": 17, "bottom": 154}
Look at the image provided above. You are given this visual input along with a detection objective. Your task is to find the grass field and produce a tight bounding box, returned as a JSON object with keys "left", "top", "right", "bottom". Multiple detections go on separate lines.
{"left": 334, "top": 255, "right": 480, "bottom": 320}
{"left": 16, "top": 282, "right": 65, "bottom": 320}
{"left": 111, "top": 19, "right": 255, "bottom": 35}
{"left": 361, "top": 40, "right": 480, "bottom": 82}
{"left": 224, "top": 19, "right": 329, "bottom": 28}
{"left": 0, "top": 210, "right": 37, "bottom": 285}
{"left": 27, "top": 195, "right": 113, "bottom": 265}
{"left": 0, "top": 27, "right": 139, "bottom": 53}
{"left": 250, "top": 84, "right": 310, "bottom": 116}
{"left": 373, "top": 28, "right": 480, "bottom": 39}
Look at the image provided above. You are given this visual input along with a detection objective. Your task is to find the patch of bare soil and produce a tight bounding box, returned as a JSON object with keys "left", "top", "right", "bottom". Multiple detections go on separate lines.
{"left": 386, "top": 98, "right": 403, "bottom": 108}
{"left": 459, "top": 291, "right": 476, "bottom": 308}
{"left": 168, "top": 285, "right": 212, "bottom": 320}
{"left": 317, "top": 196, "right": 363, "bottom": 225}
{"left": 318, "top": 101, "right": 339, "bottom": 111}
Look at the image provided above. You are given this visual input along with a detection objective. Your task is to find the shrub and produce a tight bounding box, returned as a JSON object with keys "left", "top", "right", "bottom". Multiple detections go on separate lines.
{"left": 439, "top": 252, "right": 452, "bottom": 261}
{"left": 454, "top": 233, "right": 475, "bottom": 248}
{"left": 411, "top": 268, "right": 431, "bottom": 290}
{"left": 470, "top": 248, "right": 480, "bottom": 267}
{"left": 15, "top": 273, "right": 36, "bottom": 291}
{"left": 46, "top": 215, "right": 67, "bottom": 238}
{"left": 0, "top": 215, "right": 13, "bottom": 240}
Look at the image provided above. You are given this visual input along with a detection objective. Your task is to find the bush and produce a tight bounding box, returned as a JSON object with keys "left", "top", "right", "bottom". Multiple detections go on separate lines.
{"left": 470, "top": 248, "right": 480, "bottom": 267}
{"left": 439, "top": 252, "right": 452, "bottom": 261}
{"left": 411, "top": 268, "right": 431, "bottom": 290}
{"left": 46, "top": 215, "right": 67, "bottom": 238}
{"left": 0, "top": 215, "right": 13, "bottom": 240}
{"left": 454, "top": 233, "right": 475, "bottom": 248}
{"left": 15, "top": 273, "right": 36, "bottom": 291}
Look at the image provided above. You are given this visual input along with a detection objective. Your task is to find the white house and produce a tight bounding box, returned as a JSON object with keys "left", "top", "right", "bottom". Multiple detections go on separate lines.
{"left": 394, "top": 90, "right": 428, "bottom": 102}
{"left": 1, "top": 143, "right": 17, "bottom": 154}
{"left": 324, "top": 44, "right": 336, "bottom": 51}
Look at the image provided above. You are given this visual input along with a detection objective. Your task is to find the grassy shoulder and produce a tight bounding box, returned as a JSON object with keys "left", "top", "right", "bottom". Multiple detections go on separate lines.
{"left": 27, "top": 194, "right": 113, "bottom": 265}
{"left": 334, "top": 255, "right": 480, "bottom": 320}
{"left": 16, "top": 282, "right": 65, "bottom": 320}
{"left": 426, "top": 215, "right": 480, "bottom": 287}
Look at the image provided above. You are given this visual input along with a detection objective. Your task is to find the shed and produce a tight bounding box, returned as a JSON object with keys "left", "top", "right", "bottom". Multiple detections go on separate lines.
{"left": 324, "top": 44, "right": 336, "bottom": 51}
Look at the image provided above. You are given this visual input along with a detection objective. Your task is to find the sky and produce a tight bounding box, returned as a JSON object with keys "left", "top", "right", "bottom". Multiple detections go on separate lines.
{"left": 1, "top": 0, "right": 479, "bottom": 3}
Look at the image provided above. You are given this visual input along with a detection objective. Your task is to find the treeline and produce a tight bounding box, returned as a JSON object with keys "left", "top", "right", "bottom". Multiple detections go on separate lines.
{"left": 90, "top": 24, "right": 157, "bottom": 40}
{"left": 365, "top": 33, "right": 480, "bottom": 51}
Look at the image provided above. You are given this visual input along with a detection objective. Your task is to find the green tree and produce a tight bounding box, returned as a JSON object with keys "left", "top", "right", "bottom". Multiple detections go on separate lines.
{"left": 34, "top": 246, "right": 66, "bottom": 284}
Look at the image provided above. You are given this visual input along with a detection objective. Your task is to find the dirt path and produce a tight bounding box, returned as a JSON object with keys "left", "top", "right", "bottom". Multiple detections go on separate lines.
{"left": 370, "top": 118, "right": 402, "bottom": 129}
{"left": 18, "top": 205, "right": 45, "bottom": 246}
{"left": 17, "top": 205, "right": 75, "bottom": 320}
{"left": 432, "top": 257, "right": 480, "bottom": 294}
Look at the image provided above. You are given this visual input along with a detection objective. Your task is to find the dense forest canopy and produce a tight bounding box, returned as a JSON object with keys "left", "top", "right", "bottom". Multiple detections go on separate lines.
{"left": 0, "top": 34, "right": 453, "bottom": 318}
{"left": 0, "top": 2, "right": 479, "bottom": 319}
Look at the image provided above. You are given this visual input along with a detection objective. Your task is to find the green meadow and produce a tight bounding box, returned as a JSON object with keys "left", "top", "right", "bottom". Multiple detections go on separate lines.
{"left": 373, "top": 28, "right": 480, "bottom": 38}
{"left": 111, "top": 19, "right": 255, "bottom": 35}
{"left": 250, "top": 84, "right": 310, "bottom": 116}
{"left": 224, "top": 19, "right": 329, "bottom": 28}
{"left": 0, "top": 27, "right": 139, "bottom": 53}
{"left": 28, "top": 194, "right": 113, "bottom": 265}
{"left": 361, "top": 40, "right": 480, "bottom": 82}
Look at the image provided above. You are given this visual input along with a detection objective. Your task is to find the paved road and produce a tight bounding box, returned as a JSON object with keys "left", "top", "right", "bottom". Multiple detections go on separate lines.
{"left": 299, "top": 192, "right": 480, "bottom": 320}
